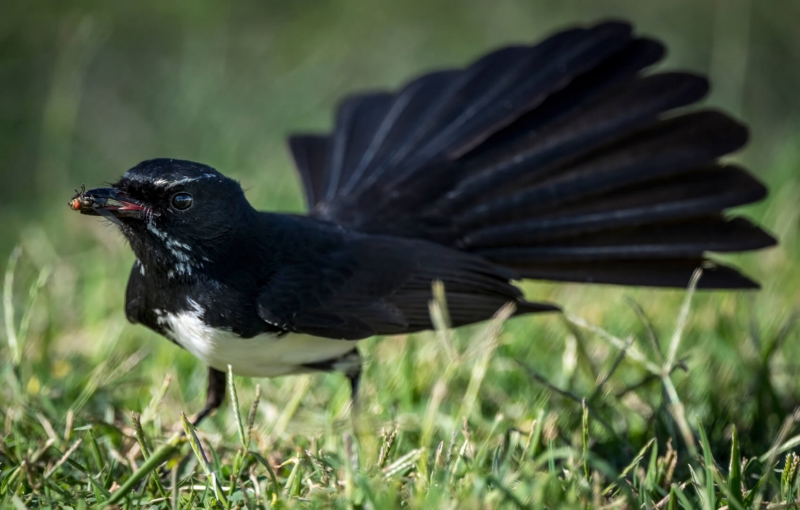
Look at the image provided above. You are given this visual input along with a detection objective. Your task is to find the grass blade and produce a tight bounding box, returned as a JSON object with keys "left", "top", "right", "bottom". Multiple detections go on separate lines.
{"left": 582, "top": 398, "right": 589, "bottom": 482}
{"left": 729, "top": 425, "right": 743, "bottom": 508}
{"left": 697, "top": 422, "right": 716, "bottom": 509}
{"left": 102, "top": 432, "right": 184, "bottom": 506}
{"left": 3, "top": 247, "right": 21, "bottom": 367}
{"left": 666, "top": 268, "right": 702, "bottom": 369}
{"left": 227, "top": 365, "right": 247, "bottom": 450}
{"left": 180, "top": 412, "right": 230, "bottom": 509}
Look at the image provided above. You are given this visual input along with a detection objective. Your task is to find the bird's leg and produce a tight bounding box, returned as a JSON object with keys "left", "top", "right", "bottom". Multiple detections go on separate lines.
{"left": 157, "top": 368, "right": 226, "bottom": 485}
{"left": 192, "top": 367, "right": 226, "bottom": 426}
{"left": 301, "top": 348, "right": 362, "bottom": 416}
{"left": 344, "top": 358, "right": 362, "bottom": 440}
{"left": 346, "top": 355, "right": 362, "bottom": 414}
{"left": 159, "top": 367, "right": 226, "bottom": 483}
{"left": 342, "top": 350, "right": 363, "bottom": 440}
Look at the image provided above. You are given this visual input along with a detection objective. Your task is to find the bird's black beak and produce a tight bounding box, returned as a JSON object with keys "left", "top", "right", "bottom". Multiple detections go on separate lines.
{"left": 69, "top": 186, "right": 146, "bottom": 225}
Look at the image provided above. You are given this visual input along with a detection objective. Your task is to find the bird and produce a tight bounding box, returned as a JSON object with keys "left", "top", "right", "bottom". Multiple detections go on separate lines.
{"left": 71, "top": 20, "right": 776, "bottom": 426}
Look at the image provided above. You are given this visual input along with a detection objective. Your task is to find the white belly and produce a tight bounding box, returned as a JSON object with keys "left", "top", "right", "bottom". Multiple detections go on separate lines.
{"left": 158, "top": 305, "right": 358, "bottom": 378}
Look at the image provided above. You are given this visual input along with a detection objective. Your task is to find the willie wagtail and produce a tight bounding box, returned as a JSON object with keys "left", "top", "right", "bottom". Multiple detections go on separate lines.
{"left": 71, "top": 21, "right": 776, "bottom": 425}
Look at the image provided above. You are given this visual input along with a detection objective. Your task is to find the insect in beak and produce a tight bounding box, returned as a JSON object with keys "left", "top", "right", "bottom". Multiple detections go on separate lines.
{"left": 69, "top": 185, "right": 146, "bottom": 225}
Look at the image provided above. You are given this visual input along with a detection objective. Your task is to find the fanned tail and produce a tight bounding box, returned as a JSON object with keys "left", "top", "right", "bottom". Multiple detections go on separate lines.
{"left": 288, "top": 21, "right": 776, "bottom": 290}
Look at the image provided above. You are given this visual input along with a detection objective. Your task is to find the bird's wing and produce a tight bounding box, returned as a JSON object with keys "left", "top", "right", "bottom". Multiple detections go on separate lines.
{"left": 287, "top": 20, "right": 775, "bottom": 289}
{"left": 256, "top": 234, "right": 557, "bottom": 340}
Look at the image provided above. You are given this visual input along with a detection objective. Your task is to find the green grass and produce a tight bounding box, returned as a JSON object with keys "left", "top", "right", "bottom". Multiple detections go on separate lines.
{"left": 3, "top": 1, "right": 800, "bottom": 507}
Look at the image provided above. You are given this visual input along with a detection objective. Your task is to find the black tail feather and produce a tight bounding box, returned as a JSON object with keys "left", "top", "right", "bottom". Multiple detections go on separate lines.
{"left": 433, "top": 72, "right": 712, "bottom": 216}
{"left": 393, "top": 22, "right": 634, "bottom": 169}
{"left": 288, "top": 135, "right": 330, "bottom": 209}
{"left": 461, "top": 166, "right": 767, "bottom": 248}
{"left": 475, "top": 217, "right": 775, "bottom": 262}
{"left": 510, "top": 258, "right": 761, "bottom": 289}
{"left": 340, "top": 71, "right": 461, "bottom": 196}
{"left": 327, "top": 94, "right": 395, "bottom": 203}
{"left": 477, "top": 37, "right": 666, "bottom": 152}
{"left": 452, "top": 110, "right": 748, "bottom": 228}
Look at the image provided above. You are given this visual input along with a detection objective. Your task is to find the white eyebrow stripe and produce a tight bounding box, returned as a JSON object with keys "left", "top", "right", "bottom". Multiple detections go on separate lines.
{"left": 151, "top": 173, "right": 218, "bottom": 188}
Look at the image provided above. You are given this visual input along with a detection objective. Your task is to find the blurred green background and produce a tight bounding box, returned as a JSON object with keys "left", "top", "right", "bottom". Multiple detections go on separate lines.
{"left": 3, "top": 0, "right": 799, "bottom": 243}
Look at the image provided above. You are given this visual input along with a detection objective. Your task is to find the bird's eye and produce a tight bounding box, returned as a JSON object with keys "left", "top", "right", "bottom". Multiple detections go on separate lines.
{"left": 171, "top": 193, "right": 193, "bottom": 210}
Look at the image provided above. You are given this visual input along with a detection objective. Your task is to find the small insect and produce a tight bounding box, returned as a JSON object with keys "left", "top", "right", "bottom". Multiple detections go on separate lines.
{"left": 69, "top": 184, "right": 126, "bottom": 225}
{"left": 69, "top": 185, "right": 100, "bottom": 211}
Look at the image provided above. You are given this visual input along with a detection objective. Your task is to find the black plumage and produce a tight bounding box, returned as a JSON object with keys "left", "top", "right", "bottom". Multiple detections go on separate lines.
{"left": 73, "top": 20, "right": 776, "bottom": 424}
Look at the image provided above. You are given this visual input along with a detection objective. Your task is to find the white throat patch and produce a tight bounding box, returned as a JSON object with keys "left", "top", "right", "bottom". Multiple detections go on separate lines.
{"left": 146, "top": 223, "right": 203, "bottom": 278}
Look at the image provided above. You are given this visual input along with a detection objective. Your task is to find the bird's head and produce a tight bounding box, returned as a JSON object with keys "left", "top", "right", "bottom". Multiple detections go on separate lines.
{"left": 71, "top": 159, "right": 253, "bottom": 278}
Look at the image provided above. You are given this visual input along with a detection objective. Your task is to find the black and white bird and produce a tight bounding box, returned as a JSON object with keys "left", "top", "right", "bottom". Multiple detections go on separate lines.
{"left": 72, "top": 21, "right": 776, "bottom": 425}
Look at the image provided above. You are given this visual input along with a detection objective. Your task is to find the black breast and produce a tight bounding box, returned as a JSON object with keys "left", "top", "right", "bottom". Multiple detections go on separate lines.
{"left": 124, "top": 259, "right": 278, "bottom": 340}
